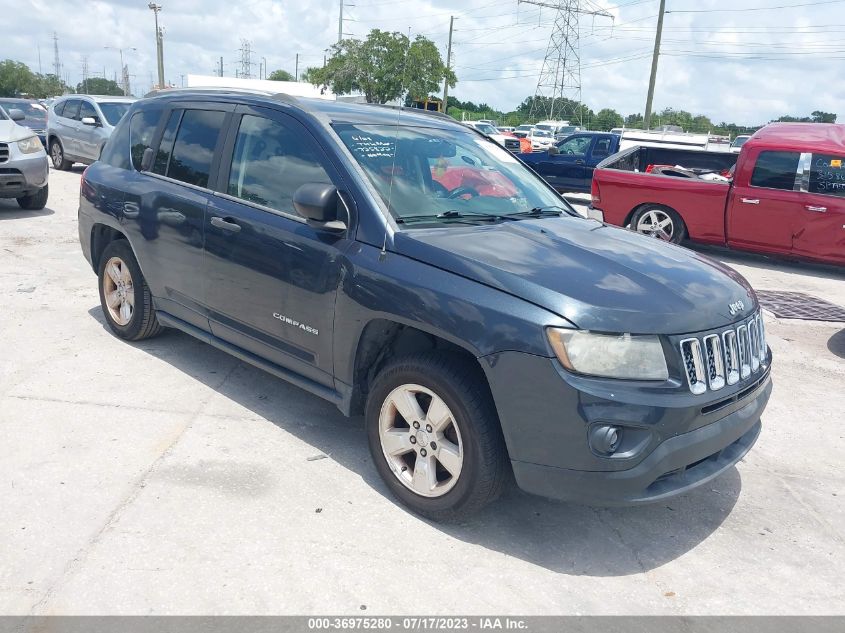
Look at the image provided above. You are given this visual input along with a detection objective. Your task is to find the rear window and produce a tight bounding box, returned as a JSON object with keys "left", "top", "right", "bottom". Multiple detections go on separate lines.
{"left": 98, "top": 102, "right": 131, "bottom": 126}
{"left": 63, "top": 100, "right": 81, "bottom": 121}
{"left": 750, "top": 151, "right": 800, "bottom": 191}
{"left": 809, "top": 153, "right": 845, "bottom": 198}
{"left": 53, "top": 101, "right": 66, "bottom": 117}
{"left": 129, "top": 108, "right": 163, "bottom": 170}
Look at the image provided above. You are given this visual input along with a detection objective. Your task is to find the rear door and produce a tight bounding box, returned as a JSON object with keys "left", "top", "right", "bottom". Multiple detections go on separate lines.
{"left": 726, "top": 149, "right": 803, "bottom": 255}
{"left": 537, "top": 134, "right": 594, "bottom": 191}
{"left": 792, "top": 152, "right": 845, "bottom": 265}
{"left": 57, "top": 99, "right": 81, "bottom": 156}
{"left": 202, "top": 105, "right": 348, "bottom": 386}
{"left": 121, "top": 103, "right": 232, "bottom": 331}
{"left": 585, "top": 136, "right": 614, "bottom": 188}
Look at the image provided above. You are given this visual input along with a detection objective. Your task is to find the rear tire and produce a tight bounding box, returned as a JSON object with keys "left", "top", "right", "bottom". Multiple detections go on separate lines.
{"left": 16, "top": 185, "right": 48, "bottom": 210}
{"left": 97, "top": 240, "right": 163, "bottom": 341}
{"left": 631, "top": 204, "right": 687, "bottom": 244}
{"left": 366, "top": 352, "right": 508, "bottom": 521}
{"left": 50, "top": 139, "right": 72, "bottom": 170}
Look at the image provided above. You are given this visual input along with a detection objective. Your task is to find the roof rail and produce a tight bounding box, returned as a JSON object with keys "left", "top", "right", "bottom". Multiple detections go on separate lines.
{"left": 362, "top": 102, "right": 455, "bottom": 122}
{"left": 142, "top": 86, "right": 277, "bottom": 98}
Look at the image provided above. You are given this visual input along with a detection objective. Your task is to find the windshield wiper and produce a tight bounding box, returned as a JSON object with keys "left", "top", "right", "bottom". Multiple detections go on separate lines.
{"left": 396, "top": 210, "right": 502, "bottom": 224}
{"left": 501, "top": 206, "right": 566, "bottom": 219}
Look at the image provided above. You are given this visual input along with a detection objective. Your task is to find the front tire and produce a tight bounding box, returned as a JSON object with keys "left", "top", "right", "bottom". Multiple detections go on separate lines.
{"left": 631, "top": 204, "right": 687, "bottom": 244}
{"left": 97, "top": 240, "right": 162, "bottom": 341}
{"left": 16, "top": 185, "right": 48, "bottom": 210}
{"left": 366, "top": 352, "right": 508, "bottom": 521}
{"left": 50, "top": 140, "right": 72, "bottom": 170}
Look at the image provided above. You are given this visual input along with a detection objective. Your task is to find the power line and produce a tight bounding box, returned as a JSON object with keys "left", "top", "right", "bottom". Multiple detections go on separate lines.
{"left": 666, "top": 0, "right": 845, "bottom": 12}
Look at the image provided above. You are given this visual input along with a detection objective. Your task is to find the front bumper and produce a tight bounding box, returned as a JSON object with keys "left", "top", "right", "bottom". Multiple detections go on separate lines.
{"left": 482, "top": 350, "right": 771, "bottom": 506}
{"left": 0, "top": 149, "right": 49, "bottom": 198}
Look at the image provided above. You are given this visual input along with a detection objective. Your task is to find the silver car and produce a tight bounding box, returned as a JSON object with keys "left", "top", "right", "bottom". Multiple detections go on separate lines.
{"left": 46, "top": 95, "right": 134, "bottom": 170}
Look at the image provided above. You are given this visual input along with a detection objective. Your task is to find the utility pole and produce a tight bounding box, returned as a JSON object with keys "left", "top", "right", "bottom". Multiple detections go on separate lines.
{"left": 519, "top": 0, "right": 612, "bottom": 123}
{"left": 148, "top": 4, "right": 165, "bottom": 88}
{"left": 37, "top": 44, "right": 42, "bottom": 75}
{"left": 643, "top": 0, "right": 666, "bottom": 130}
{"left": 261, "top": 56, "right": 267, "bottom": 80}
{"left": 295, "top": 54, "right": 299, "bottom": 81}
{"left": 442, "top": 16, "right": 455, "bottom": 112}
{"left": 338, "top": 0, "right": 343, "bottom": 43}
{"left": 219, "top": 56, "right": 224, "bottom": 77}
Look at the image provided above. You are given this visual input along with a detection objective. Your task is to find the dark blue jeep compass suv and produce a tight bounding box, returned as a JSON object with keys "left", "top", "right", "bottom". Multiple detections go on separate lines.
{"left": 78, "top": 89, "right": 772, "bottom": 520}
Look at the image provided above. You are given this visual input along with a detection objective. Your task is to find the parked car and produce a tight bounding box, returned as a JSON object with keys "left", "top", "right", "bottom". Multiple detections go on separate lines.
{"left": 731, "top": 135, "right": 752, "bottom": 153}
{"left": 46, "top": 95, "right": 134, "bottom": 169}
{"left": 526, "top": 128, "right": 555, "bottom": 151}
{"left": 78, "top": 89, "right": 771, "bottom": 519}
{"left": 553, "top": 125, "right": 582, "bottom": 140}
{"left": 590, "top": 122, "right": 844, "bottom": 265}
{"left": 0, "top": 107, "right": 49, "bottom": 210}
{"left": 463, "top": 121, "right": 520, "bottom": 153}
{"left": 513, "top": 124, "right": 534, "bottom": 138}
{"left": 0, "top": 98, "right": 47, "bottom": 147}
{"left": 521, "top": 132, "right": 620, "bottom": 193}
{"left": 497, "top": 126, "right": 514, "bottom": 134}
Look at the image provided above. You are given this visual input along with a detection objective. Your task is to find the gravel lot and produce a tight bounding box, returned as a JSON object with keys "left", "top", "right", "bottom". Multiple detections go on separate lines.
{"left": 1, "top": 167, "right": 843, "bottom": 615}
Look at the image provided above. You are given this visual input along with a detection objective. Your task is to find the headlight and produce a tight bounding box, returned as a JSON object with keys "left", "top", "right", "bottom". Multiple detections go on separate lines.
{"left": 547, "top": 328, "right": 669, "bottom": 380}
{"left": 17, "top": 136, "right": 42, "bottom": 154}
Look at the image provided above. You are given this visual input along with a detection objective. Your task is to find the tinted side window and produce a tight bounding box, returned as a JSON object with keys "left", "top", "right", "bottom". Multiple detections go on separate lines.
{"left": 809, "top": 153, "right": 845, "bottom": 198}
{"left": 750, "top": 151, "right": 800, "bottom": 191}
{"left": 53, "top": 101, "right": 66, "bottom": 117}
{"left": 63, "top": 100, "right": 80, "bottom": 121}
{"left": 129, "top": 108, "right": 163, "bottom": 170}
{"left": 79, "top": 101, "right": 97, "bottom": 121}
{"left": 165, "top": 109, "right": 225, "bottom": 188}
{"left": 226, "top": 114, "right": 332, "bottom": 214}
{"left": 100, "top": 116, "right": 131, "bottom": 170}
{"left": 592, "top": 138, "right": 612, "bottom": 158}
{"left": 153, "top": 110, "right": 182, "bottom": 175}
{"left": 558, "top": 136, "right": 591, "bottom": 156}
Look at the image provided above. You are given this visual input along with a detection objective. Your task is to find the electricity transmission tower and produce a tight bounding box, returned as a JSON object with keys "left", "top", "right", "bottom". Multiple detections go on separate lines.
{"left": 519, "top": 0, "right": 612, "bottom": 124}
{"left": 81, "top": 56, "right": 89, "bottom": 94}
{"left": 239, "top": 39, "right": 253, "bottom": 79}
{"left": 52, "top": 32, "right": 62, "bottom": 79}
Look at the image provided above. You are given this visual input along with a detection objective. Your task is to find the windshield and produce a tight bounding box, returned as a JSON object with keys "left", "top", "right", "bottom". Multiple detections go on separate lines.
{"left": 97, "top": 102, "right": 131, "bottom": 126}
{"left": 0, "top": 100, "right": 46, "bottom": 126}
{"left": 532, "top": 130, "right": 552, "bottom": 138}
{"left": 474, "top": 123, "right": 497, "bottom": 135}
{"left": 335, "top": 124, "right": 571, "bottom": 224}
{"left": 731, "top": 136, "right": 749, "bottom": 148}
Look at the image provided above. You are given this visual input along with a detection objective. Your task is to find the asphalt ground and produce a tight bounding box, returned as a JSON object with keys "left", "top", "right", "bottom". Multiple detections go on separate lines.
{"left": 1, "top": 167, "right": 843, "bottom": 614}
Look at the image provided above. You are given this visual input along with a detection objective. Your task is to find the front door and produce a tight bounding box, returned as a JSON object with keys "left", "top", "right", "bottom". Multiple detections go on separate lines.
{"left": 792, "top": 152, "right": 845, "bottom": 265}
{"left": 203, "top": 105, "right": 348, "bottom": 387}
{"left": 76, "top": 100, "right": 100, "bottom": 161}
{"left": 538, "top": 135, "right": 594, "bottom": 191}
{"left": 727, "top": 149, "right": 803, "bottom": 255}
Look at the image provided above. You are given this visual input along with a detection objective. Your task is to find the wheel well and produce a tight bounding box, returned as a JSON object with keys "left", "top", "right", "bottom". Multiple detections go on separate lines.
{"left": 47, "top": 134, "right": 60, "bottom": 148}
{"left": 348, "top": 320, "right": 483, "bottom": 416}
{"left": 90, "top": 224, "right": 127, "bottom": 270}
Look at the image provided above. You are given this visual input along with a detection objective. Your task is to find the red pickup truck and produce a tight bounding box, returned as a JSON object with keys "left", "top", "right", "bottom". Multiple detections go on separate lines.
{"left": 591, "top": 123, "right": 845, "bottom": 266}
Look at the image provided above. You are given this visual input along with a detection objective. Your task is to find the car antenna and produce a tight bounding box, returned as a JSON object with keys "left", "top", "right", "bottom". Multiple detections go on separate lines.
{"left": 380, "top": 27, "right": 414, "bottom": 262}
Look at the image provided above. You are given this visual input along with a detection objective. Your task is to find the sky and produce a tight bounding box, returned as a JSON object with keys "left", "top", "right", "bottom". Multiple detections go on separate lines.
{"left": 7, "top": 0, "right": 845, "bottom": 125}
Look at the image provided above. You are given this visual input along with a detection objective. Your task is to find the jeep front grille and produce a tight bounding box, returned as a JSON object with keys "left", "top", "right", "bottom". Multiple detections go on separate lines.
{"left": 680, "top": 313, "right": 767, "bottom": 395}
{"left": 0, "top": 143, "right": 8, "bottom": 163}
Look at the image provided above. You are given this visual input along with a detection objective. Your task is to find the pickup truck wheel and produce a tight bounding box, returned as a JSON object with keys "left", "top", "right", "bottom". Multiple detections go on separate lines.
{"left": 16, "top": 185, "right": 48, "bottom": 210}
{"left": 632, "top": 205, "right": 686, "bottom": 244}
{"left": 50, "top": 140, "right": 72, "bottom": 170}
{"left": 97, "top": 240, "right": 163, "bottom": 341}
{"left": 366, "top": 352, "right": 507, "bottom": 521}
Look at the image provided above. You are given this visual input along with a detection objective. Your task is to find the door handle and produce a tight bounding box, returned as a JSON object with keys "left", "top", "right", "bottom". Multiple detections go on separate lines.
{"left": 210, "top": 216, "right": 241, "bottom": 233}
{"left": 741, "top": 198, "right": 760, "bottom": 204}
{"left": 575, "top": 159, "right": 585, "bottom": 165}
{"left": 805, "top": 205, "right": 827, "bottom": 213}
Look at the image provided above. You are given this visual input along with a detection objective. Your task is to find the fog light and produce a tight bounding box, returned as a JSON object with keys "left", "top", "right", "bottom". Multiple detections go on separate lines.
{"left": 590, "top": 425, "right": 621, "bottom": 455}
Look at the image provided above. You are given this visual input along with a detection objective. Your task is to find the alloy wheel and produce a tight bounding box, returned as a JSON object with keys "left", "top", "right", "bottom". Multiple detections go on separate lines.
{"left": 102, "top": 256, "right": 134, "bottom": 326}
{"left": 636, "top": 209, "right": 674, "bottom": 241}
{"left": 378, "top": 383, "right": 464, "bottom": 498}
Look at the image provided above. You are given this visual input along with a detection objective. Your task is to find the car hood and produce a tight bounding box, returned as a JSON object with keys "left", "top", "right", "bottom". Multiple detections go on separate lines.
{"left": 392, "top": 216, "right": 758, "bottom": 334}
{"left": 0, "top": 119, "right": 39, "bottom": 142}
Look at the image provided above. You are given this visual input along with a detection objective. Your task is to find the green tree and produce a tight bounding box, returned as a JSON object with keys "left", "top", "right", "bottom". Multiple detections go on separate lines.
{"left": 268, "top": 69, "right": 295, "bottom": 82}
{"left": 591, "top": 108, "right": 623, "bottom": 131}
{"left": 624, "top": 113, "right": 643, "bottom": 128}
{"left": 77, "top": 77, "right": 123, "bottom": 96}
{"left": 30, "top": 73, "right": 68, "bottom": 98}
{"left": 0, "top": 60, "right": 35, "bottom": 97}
{"left": 811, "top": 110, "right": 836, "bottom": 123}
{"left": 303, "top": 29, "right": 454, "bottom": 104}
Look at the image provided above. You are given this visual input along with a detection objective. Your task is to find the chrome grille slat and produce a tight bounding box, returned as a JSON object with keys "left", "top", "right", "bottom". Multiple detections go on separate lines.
{"left": 679, "top": 312, "right": 767, "bottom": 395}
{"left": 0, "top": 143, "right": 9, "bottom": 164}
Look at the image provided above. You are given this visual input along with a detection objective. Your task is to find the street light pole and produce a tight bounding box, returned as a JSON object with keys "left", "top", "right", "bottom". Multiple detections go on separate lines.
{"left": 148, "top": 3, "right": 165, "bottom": 88}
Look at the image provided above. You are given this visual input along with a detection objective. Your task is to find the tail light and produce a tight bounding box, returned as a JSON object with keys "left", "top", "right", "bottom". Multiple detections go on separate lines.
{"left": 591, "top": 178, "right": 601, "bottom": 205}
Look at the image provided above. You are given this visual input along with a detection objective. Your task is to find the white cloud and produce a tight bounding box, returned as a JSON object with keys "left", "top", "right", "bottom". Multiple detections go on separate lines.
{"left": 9, "top": 0, "right": 844, "bottom": 125}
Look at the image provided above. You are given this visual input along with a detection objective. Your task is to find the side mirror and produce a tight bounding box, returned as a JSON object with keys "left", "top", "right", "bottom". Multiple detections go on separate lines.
{"left": 293, "top": 183, "right": 346, "bottom": 232}
{"left": 548, "top": 146, "right": 560, "bottom": 155}
{"left": 140, "top": 147, "right": 155, "bottom": 171}
{"left": 9, "top": 108, "right": 25, "bottom": 122}
{"left": 81, "top": 116, "right": 98, "bottom": 126}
